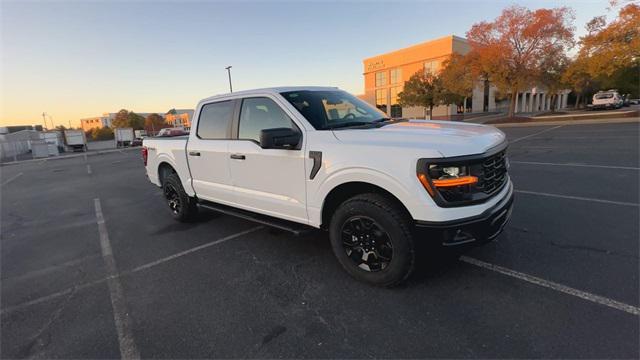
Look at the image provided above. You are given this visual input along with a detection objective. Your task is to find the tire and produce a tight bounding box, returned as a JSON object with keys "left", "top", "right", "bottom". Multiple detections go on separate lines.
{"left": 162, "top": 173, "right": 198, "bottom": 222}
{"left": 329, "top": 193, "right": 415, "bottom": 287}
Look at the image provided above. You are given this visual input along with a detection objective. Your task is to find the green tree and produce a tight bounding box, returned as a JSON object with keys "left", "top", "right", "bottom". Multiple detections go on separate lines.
{"left": 397, "top": 71, "right": 447, "bottom": 120}
{"left": 127, "top": 112, "right": 145, "bottom": 130}
{"left": 578, "top": 3, "right": 639, "bottom": 78}
{"left": 466, "top": 5, "right": 575, "bottom": 118}
{"left": 89, "top": 127, "right": 114, "bottom": 141}
{"left": 166, "top": 108, "right": 177, "bottom": 115}
{"left": 145, "top": 113, "right": 168, "bottom": 134}
{"left": 112, "top": 109, "right": 129, "bottom": 128}
{"left": 439, "top": 53, "right": 476, "bottom": 110}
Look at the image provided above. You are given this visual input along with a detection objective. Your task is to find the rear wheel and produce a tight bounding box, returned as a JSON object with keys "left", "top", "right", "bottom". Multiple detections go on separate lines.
{"left": 163, "top": 173, "right": 198, "bottom": 222}
{"left": 329, "top": 193, "right": 415, "bottom": 287}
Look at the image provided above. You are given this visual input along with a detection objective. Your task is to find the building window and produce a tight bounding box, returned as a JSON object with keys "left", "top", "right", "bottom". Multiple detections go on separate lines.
{"left": 375, "top": 71, "right": 387, "bottom": 87}
{"left": 390, "top": 68, "right": 402, "bottom": 85}
{"left": 424, "top": 60, "right": 438, "bottom": 74}
{"left": 390, "top": 86, "right": 402, "bottom": 118}
{"left": 375, "top": 89, "right": 388, "bottom": 114}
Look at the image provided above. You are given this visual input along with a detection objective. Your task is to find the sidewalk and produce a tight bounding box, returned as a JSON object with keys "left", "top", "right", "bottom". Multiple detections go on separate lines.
{"left": 492, "top": 116, "right": 640, "bottom": 128}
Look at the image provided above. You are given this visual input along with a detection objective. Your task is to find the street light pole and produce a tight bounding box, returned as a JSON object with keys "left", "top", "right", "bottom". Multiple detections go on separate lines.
{"left": 225, "top": 66, "right": 233, "bottom": 93}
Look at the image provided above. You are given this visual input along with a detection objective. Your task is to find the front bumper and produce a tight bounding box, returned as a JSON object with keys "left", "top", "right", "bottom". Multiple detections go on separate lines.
{"left": 414, "top": 183, "right": 514, "bottom": 247}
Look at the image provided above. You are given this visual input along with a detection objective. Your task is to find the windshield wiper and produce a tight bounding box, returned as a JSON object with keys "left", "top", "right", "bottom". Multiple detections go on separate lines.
{"left": 324, "top": 121, "right": 371, "bottom": 130}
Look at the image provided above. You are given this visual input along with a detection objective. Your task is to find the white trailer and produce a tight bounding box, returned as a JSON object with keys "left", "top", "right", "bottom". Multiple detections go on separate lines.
{"left": 115, "top": 128, "right": 134, "bottom": 147}
{"left": 63, "top": 130, "right": 87, "bottom": 152}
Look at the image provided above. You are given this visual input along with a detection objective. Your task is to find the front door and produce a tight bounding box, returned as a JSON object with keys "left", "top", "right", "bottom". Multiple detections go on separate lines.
{"left": 228, "top": 96, "right": 308, "bottom": 224}
{"left": 187, "top": 99, "right": 236, "bottom": 205}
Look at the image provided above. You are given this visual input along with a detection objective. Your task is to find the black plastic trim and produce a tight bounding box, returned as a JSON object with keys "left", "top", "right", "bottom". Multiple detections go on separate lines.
{"left": 414, "top": 185, "right": 514, "bottom": 247}
{"left": 309, "top": 151, "right": 322, "bottom": 179}
{"left": 197, "top": 200, "right": 314, "bottom": 236}
{"left": 415, "top": 182, "right": 513, "bottom": 228}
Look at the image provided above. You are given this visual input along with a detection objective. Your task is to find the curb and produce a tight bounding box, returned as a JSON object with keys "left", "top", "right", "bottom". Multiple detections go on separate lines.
{"left": 1, "top": 147, "right": 140, "bottom": 166}
{"left": 492, "top": 117, "right": 640, "bottom": 128}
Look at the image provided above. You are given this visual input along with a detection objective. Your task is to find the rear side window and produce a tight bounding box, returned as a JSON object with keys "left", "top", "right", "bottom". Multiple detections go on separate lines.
{"left": 197, "top": 101, "right": 233, "bottom": 139}
{"left": 239, "top": 97, "right": 296, "bottom": 143}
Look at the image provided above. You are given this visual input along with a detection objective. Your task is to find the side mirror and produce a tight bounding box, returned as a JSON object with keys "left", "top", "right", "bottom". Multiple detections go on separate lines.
{"left": 259, "top": 128, "right": 301, "bottom": 149}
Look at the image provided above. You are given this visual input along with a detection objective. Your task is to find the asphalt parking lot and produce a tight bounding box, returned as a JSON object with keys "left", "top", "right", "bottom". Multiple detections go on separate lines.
{"left": 1, "top": 120, "right": 639, "bottom": 358}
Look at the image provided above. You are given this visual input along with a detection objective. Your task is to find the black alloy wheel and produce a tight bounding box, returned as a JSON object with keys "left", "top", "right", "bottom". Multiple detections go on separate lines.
{"left": 164, "top": 183, "right": 181, "bottom": 215}
{"left": 341, "top": 216, "right": 393, "bottom": 272}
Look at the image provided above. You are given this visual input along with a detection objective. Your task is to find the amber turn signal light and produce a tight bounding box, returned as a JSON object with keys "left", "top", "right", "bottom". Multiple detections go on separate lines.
{"left": 432, "top": 176, "right": 478, "bottom": 187}
{"left": 417, "top": 173, "right": 435, "bottom": 196}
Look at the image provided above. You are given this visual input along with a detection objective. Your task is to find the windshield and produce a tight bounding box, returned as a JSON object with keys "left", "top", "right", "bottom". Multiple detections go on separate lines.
{"left": 280, "top": 90, "right": 389, "bottom": 130}
{"left": 595, "top": 93, "right": 614, "bottom": 99}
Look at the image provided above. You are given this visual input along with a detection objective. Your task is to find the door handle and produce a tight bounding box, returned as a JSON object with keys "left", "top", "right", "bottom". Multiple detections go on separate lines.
{"left": 230, "top": 154, "right": 246, "bottom": 160}
{"left": 188, "top": 151, "right": 201, "bottom": 156}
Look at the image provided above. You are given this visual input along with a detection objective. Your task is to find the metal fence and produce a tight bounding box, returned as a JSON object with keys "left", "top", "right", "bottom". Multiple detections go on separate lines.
{"left": 0, "top": 140, "right": 33, "bottom": 162}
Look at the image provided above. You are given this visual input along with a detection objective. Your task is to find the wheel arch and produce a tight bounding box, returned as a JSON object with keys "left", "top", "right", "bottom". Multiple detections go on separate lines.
{"left": 320, "top": 181, "right": 412, "bottom": 229}
{"left": 158, "top": 161, "right": 178, "bottom": 186}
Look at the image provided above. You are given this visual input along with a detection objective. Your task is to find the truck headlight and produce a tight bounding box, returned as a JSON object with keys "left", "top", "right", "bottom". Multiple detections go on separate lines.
{"left": 428, "top": 165, "right": 477, "bottom": 187}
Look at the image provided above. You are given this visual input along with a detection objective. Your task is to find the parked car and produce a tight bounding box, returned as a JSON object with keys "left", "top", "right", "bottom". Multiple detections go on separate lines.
{"left": 156, "top": 128, "right": 189, "bottom": 137}
{"left": 142, "top": 87, "right": 513, "bottom": 287}
{"left": 131, "top": 138, "right": 143, "bottom": 146}
{"left": 590, "top": 90, "right": 624, "bottom": 110}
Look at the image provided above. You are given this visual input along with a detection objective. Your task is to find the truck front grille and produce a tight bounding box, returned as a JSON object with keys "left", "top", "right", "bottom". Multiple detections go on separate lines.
{"left": 477, "top": 150, "right": 508, "bottom": 196}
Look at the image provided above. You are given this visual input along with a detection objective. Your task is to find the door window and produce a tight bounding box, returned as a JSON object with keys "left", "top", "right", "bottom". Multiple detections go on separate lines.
{"left": 239, "top": 97, "right": 296, "bottom": 143}
{"left": 197, "top": 101, "right": 233, "bottom": 139}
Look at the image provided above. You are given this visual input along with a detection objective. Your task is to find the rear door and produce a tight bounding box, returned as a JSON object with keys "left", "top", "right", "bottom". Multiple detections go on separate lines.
{"left": 186, "top": 99, "right": 236, "bottom": 204}
{"left": 227, "top": 96, "right": 308, "bottom": 223}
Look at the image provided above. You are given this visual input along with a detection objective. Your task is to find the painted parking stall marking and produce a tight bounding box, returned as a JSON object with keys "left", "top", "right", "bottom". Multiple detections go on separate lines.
{"left": 461, "top": 256, "right": 640, "bottom": 316}
{"left": 515, "top": 189, "right": 639, "bottom": 207}
{"left": 509, "top": 125, "right": 563, "bottom": 143}
{"left": 510, "top": 160, "right": 640, "bottom": 171}
{"left": 94, "top": 198, "right": 140, "bottom": 360}
{"left": 1, "top": 172, "right": 23, "bottom": 186}
{"left": 1, "top": 226, "right": 264, "bottom": 315}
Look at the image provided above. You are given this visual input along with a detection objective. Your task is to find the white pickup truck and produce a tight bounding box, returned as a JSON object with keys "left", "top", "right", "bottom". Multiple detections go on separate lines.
{"left": 143, "top": 87, "right": 513, "bottom": 286}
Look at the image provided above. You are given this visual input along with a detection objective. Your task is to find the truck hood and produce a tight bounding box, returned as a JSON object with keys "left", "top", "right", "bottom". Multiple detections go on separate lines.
{"left": 332, "top": 120, "right": 506, "bottom": 157}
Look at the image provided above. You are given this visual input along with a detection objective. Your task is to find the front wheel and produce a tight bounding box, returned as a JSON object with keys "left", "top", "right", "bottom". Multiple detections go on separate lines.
{"left": 329, "top": 193, "right": 415, "bottom": 287}
{"left": 163, "top": 173, "right": 198, "bottom": 222}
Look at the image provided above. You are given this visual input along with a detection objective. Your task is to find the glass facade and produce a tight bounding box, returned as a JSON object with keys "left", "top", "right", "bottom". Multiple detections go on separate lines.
{"left": 390, "top": 68, "right": 402, "bottom": 85}
{"left": 390, "top": 86, "right": 402, "bottom": 118}
{"left": 424, "top": 60, "right": 438, "bottom": 74}
{"left": 375, "top": 89, "right": 388, "bottom": 113}
{"left": 375, "top": 71, "right": 387, "bottom": 87}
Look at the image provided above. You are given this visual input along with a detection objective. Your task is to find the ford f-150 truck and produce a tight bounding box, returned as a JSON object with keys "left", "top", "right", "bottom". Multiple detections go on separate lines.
{"left": 143, "top": 87, "right": 513, "bottom": 286}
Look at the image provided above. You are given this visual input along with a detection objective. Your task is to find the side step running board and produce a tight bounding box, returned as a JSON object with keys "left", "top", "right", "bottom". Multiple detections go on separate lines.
{"left": 197, "top": 201, "right": 315, "bottom": 236}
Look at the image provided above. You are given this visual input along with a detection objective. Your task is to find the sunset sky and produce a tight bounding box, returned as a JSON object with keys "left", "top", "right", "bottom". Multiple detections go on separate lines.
{"left": 1, "top": 0, "right": 611, "bottom": 128}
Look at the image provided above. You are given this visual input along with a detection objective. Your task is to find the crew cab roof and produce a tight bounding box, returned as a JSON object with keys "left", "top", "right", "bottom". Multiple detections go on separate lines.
{"left": 199, "top": 86, "right": 340, "bottom": 103}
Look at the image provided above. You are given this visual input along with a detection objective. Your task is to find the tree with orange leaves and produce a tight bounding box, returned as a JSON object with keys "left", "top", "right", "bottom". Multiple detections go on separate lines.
{"left": 466, "top": 5, "right": 575, "bottom": 117}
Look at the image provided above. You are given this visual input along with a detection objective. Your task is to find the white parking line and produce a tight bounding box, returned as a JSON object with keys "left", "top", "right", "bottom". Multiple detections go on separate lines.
{"left": 86, "top": 164, "right": 92, "bottom": 174}
{"left": 509, "top": 125, "right": 563, "bottom": 143}
{"left": 94, "top": 198, "right": 140, "bottom": 360}
{"left": 515, "top": 189, "right": 639, "bottom": 207}
{"left": 0, "top": 226, "right": 264, "bottom": 315}
{"left": 511, "top": 160, "right": 640, "bottom": 171}
{"left": 126, "top": 226, "right": 264, "bottom": 274}
{"left": 460, "top": 256, "right": 640, "bottom": 316}
{"left": 1, "top": 172, "right": 23, "bottom": 186}
{"left": 3, "top": 254, "right": 101, "bottom": 283}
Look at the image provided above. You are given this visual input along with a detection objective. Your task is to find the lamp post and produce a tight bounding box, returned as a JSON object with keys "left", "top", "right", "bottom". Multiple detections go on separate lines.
{"left": 225, "top": 66, "right": 233, "bottom": 93}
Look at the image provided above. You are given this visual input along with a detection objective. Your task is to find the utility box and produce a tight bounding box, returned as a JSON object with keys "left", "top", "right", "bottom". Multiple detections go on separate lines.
{"left": 115, "top": 128, "right": 134, "bottom": 147}
{"left": 63, "top": 130, "right": 87, "bottom": 152}
{"left": 31, "top": 141, "right": 50, "bottom": 158}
